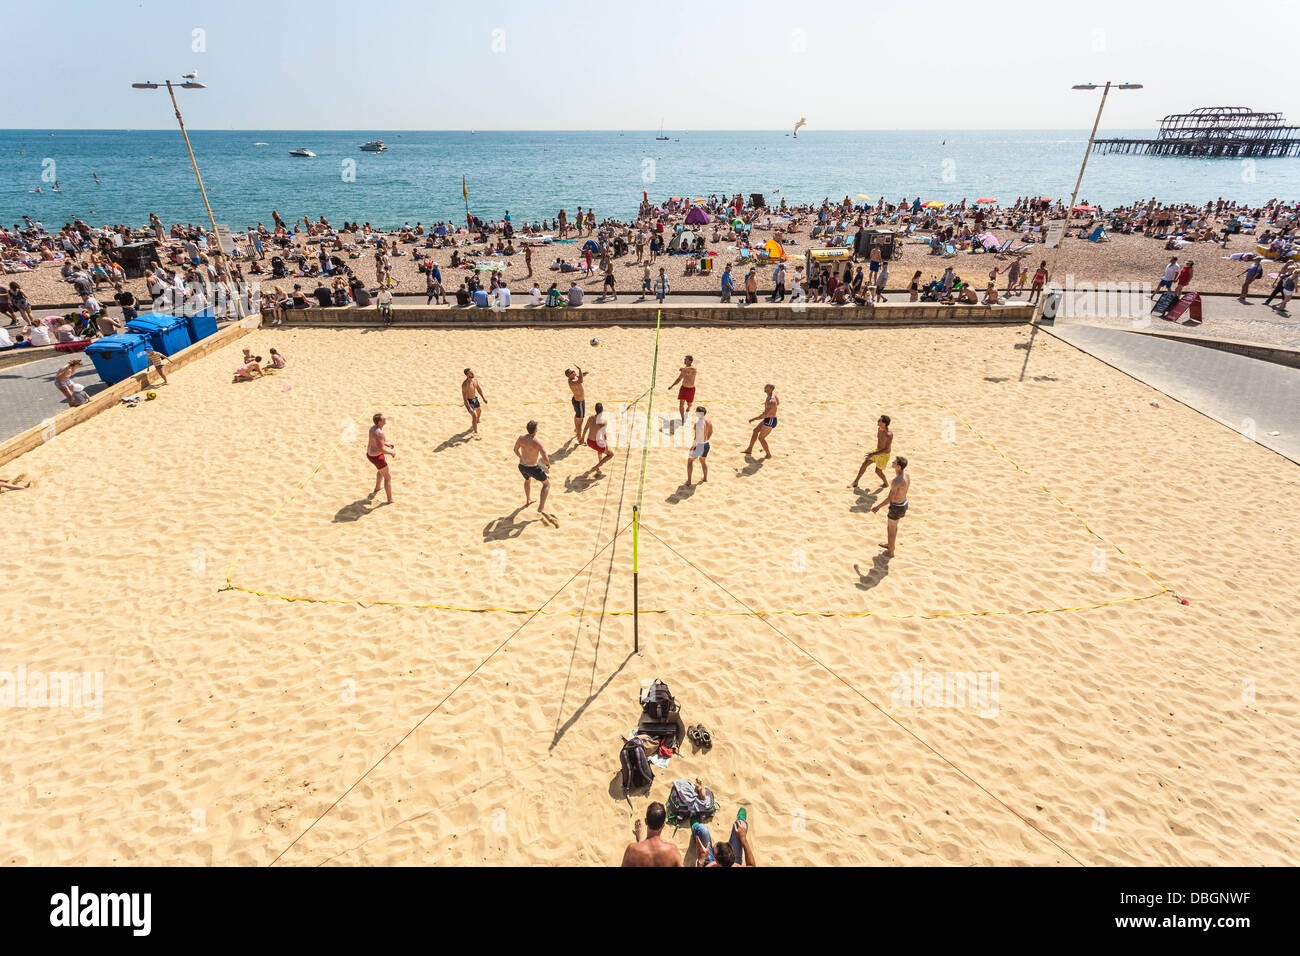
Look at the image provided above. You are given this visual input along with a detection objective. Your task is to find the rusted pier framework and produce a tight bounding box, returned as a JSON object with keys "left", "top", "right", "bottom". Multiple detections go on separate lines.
{"left": 1094, "top": 106, "right": 1300, "bottom": 157}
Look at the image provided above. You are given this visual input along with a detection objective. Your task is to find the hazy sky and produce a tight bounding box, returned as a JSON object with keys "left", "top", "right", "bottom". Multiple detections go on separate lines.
{"left": 6, "top": 0, "right": 1298, "bottom": 130}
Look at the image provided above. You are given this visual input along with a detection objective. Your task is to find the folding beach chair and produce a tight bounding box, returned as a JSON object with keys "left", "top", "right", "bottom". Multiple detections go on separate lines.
{"left": 942, "top": 243, "right": 957, "bottom": 258}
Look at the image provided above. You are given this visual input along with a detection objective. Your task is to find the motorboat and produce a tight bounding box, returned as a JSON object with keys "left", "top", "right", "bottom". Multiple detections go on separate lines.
{"left": 359, "top": 140, "right": 387, "bottom": 152}
{"left": 289, "top": 147, "right": 315, "bottom": 157}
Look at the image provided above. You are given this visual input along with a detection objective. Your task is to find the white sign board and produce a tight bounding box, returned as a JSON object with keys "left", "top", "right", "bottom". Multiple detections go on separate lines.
{"left": 1045, "top": 221, "right": 1065, "bottom": 249}
{"left": 214, "top": 224, "right": 234, "bottom": 255}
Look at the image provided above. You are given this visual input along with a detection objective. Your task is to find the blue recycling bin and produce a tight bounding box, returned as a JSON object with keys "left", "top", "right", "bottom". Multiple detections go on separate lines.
{"left": 84, "top": 333, "right": 150, "bottom": 385}
{"left": 181, "top": 306, "right": 218, "bottom": 343}
{"left": 125, "top": 313, "right": 192, "bottom": 356}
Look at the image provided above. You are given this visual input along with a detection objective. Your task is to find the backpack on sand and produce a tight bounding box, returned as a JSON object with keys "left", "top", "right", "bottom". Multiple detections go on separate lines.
{"left": 619, "top": 736, "right": 654, "bottom": 793}
{"left": 640, "top": 681, "right": 678, "bottom": 722}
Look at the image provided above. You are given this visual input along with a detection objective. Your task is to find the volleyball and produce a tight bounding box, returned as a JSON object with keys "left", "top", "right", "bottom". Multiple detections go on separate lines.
{"left": 590, "top": 337, "right": 600, "bottom": 347}
{"left": 146, "top": 391, "right": 157, "bottom": 400}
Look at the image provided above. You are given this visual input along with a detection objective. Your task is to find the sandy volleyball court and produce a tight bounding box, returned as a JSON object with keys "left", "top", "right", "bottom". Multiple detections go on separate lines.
{"left": 1, "top": 322, "right": 1297, "bottom": 866}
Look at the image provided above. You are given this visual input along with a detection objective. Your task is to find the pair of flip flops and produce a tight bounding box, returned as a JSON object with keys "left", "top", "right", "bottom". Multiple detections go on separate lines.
{"left": 687, "top": 725, "right": 713, "bottom": 750}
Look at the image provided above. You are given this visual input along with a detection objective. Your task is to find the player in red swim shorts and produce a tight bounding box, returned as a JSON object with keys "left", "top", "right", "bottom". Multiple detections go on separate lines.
{"left": 583, "top": 402, "right": 615, "bottom": 477}
{"left": 366, "top": 412, "right": 396, "bottom": 503}
{"left": 667, "top": 354, "right": 699, "bottom": 425}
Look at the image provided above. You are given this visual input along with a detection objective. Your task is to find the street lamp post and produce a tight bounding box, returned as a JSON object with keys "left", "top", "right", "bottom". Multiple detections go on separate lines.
{"left": 1042, "top": 81, "right": 1142, "bottom": 319}
{"left": 132, "top": 78, "right": 241, "bottom": 315}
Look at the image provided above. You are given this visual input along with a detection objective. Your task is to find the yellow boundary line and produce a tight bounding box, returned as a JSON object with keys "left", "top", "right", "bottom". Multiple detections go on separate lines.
{"left": 225, "top": 397, "right": 1180, "bottom": 618}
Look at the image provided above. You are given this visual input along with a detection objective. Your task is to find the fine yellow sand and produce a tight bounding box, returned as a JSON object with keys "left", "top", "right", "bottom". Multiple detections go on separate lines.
{"left": 1, "top": 322, "right": 1297, "bottom": 866}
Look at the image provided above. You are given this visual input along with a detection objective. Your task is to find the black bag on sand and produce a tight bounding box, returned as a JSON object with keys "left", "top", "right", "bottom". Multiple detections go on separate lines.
{"left": 620, "top": 736, "right": 654, "bottom": 793}
{"left": 640, "top": 681, "right": 678, "bottom": 722}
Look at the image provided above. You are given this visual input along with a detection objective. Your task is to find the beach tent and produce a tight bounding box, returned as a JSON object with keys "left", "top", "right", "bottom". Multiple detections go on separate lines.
{"left": 763, "top": 238, "right": 786, "bottom": 261}
{"left": 582, "top": 239, "right": 599, "bottom": 253}
{"left": 668, "top": 230, "right": 700, "bottom": 254}
{"left": 684, "top": 207, "right": 711, "bottom": 225}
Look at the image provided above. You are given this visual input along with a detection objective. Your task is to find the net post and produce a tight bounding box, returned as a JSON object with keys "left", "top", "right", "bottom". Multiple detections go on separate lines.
{"left": 632, "top": 504, "right": 640, "bottom": 653}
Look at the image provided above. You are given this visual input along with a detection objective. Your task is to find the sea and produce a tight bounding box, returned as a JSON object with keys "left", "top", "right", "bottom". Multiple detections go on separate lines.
{"left": 3, "top": 129, "right": 1298, "bottom": 231}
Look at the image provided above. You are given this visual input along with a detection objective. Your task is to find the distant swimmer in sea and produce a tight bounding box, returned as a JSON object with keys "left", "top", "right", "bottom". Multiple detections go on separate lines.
{"left": 566, "top": 365, "right": 589, "bottom": 443}
{"left": 871, "top": 456, "right": 910, "bottom": 558}
{"left": 667, "top": 355, "right": 697, "bottom": 424}
{"left": 461, "top": 368, "right": 487, "bottom": 437}
{"left": 367, "top": 412, "right": 395, "bottom": 504}
{"left": 852, "top": 414, "right": 893, "bottom": 490}
{"left": 513, "top": 419, "right": 554, "bottom": 523}
{"left": 744, "top": 383, "right": 779, "bottom": 459}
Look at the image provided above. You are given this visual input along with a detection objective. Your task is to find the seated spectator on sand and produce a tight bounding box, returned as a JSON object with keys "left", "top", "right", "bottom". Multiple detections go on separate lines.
{"left": 233, "top": 356, "right": 264, "bottom": 382}
{"left": 620, "top": 802, "right": 682, "bottom": 867}
{"left": 693, "top": 809, "right": 757, "bottom": 867}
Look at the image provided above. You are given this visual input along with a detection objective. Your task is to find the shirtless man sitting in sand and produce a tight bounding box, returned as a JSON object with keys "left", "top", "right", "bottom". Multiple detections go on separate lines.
{"left": 566, "top": 365, "right": 589, "bottom": 442}
{"left": 620, "top": 802, "right": 682, "bottom": 867}
{"left": 852, "top": 414, "right": 893, "bottom": 490}
{"left": 513, "top": 420, "right": 554, "bottom": 523}
{"left": 667, "top": 356, "right": 698, "bottom": 424}
{"left": 744, "top": 383, "right": 779, "bottom": 459}
{"left": 461, "top": 368, "right": 487, "bottom": 437}
{"left": 871, "top": 455, "right": 910, "bottom": 557}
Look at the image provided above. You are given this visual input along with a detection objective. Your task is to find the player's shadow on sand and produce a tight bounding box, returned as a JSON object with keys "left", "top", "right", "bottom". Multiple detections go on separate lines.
{"left": 332, "top": 495, "right": 387, "bottom": 522}
{"left": 849, "top": 488, "right": 883, "bottom": 514}
{"left": 551, "top": 441, "right": 580, "bottom": 464}
{"left": 483, "top": 506, "right": 535, "bottom": 541}
{"left": 853, "top": 553, "right": 891, "bottom": 592}
{"left": 735, "top": 454, "right": 767, "bottom": 478}
{"left": 564, "top": 471, "right": 600, "bottom": 494}
{"left": 433, "top": 429, "right": 474, "bottom": 453}
{"left": 666, "top": 483, "right": 697, "bottom": 504}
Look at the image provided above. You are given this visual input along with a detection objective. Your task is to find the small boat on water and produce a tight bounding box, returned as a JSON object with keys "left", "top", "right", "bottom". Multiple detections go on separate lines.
{"left": 289, "top": 147, "right": 315, "bottom": 157}
{"left": 253, "top": 142, "right": 269, "bottom": 146}
{"left": 359, "top": 140, "right": 387, "bottom": 152}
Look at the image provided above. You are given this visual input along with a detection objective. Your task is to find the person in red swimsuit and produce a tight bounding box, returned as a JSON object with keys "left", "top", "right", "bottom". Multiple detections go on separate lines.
{"left": 367, "top": 412, "right": 396, "bottom": 503}
{"left": 667, "top": 355, "right": 698, "bottom": 424}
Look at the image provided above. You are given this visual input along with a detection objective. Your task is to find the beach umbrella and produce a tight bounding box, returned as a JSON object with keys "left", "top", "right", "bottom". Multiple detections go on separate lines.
{"left": 1037, "top": 197, "right": 1055, "bottom": 203}
{"left": 1073, "top": 204, "right": 1098, "bottom": 213}
{"left": 856, "top": 193, "right": 871, "bottom": 200}
{"left": 975, "top": 197, "right": 998, "bottom": 204}
{"left": 923, "top": 200, "right": 945, "bottom": 209}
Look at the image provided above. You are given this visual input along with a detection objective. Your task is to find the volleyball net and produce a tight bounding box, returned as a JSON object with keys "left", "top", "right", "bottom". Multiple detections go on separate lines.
{"left": 631, "top": 308, "right": 665, "bottom": 651}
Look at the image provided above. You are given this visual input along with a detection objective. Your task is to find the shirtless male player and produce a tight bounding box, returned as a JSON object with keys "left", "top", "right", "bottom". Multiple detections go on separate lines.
{"left": 744, "top": 383, "right": 779, "bottom": 458}
{"left": 871, "top": 456, "right": 910, "bottom": 557}
{"left": 513, "top": 419, "right": 554, "bottom": 522}
{"left": 583, "top": 401, "right": 614, "bottom": 476}
{"left": 461, "top": 368, "right": 487, "bottom": 437}
{"left": 666, "top": 355, "right": 698, "bottom": 424}
{"left": 852, "top": 414, "right": 893, "bottom": 490}
{"left": 367, "top": 412, "right": 396, "bottom": 504}
{"left": 566, "top": 366, "right": 590, "bottom": 443}
{"left": 687, "top": 406, "right": 713, "bottom": 485}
